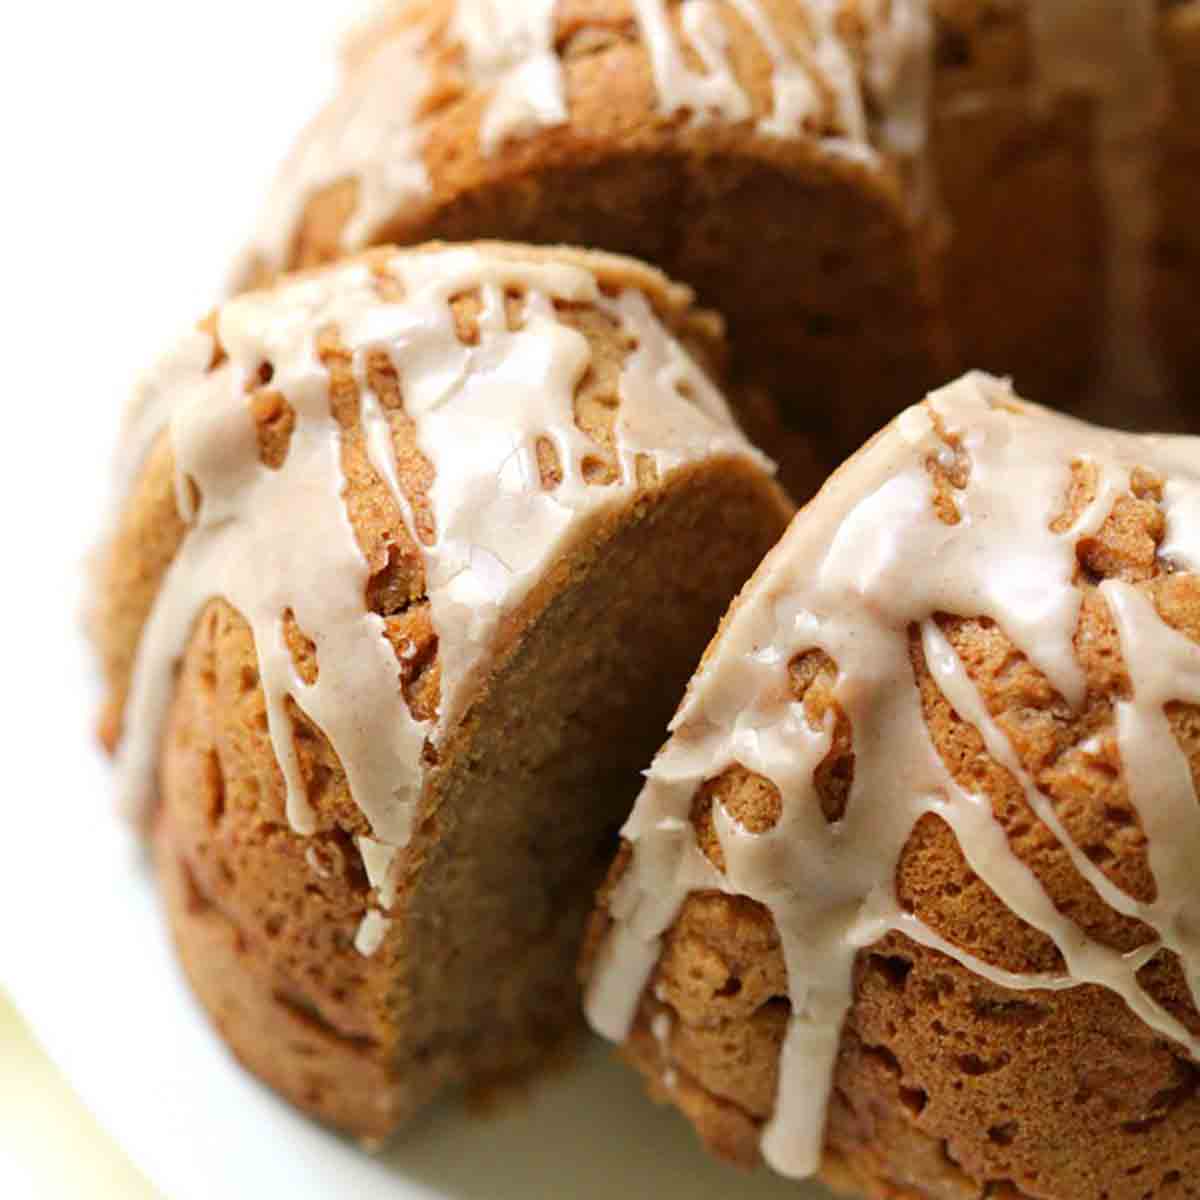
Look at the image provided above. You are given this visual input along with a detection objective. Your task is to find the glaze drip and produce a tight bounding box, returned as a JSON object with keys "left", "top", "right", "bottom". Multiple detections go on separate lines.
{"left": 632, "top": 0, "right": 756, "bottom": 127}
{"left": 630, "top": 0, "right": 878, "bottom": 150}
{"left": 585, "top": 372, "right": 1200, "bottom": 1179}
{"left": 115, "top": 245, "right": 766, "bottom": 956}
{"left": 859, "top": 0, "right": 932, "bottom": 158}
{"left": 355, "top": 837, "right": 401, "bottom": 955}
{"left": 252, "top": 24, "right": 434, "bottom": 274}
{"left": 451, "top": 0, "right": 567, "bottom": 153}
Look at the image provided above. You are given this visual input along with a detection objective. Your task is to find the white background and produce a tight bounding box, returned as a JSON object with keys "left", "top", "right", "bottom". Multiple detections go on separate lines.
{"left": 0, "top": 5, "right": 823, "bottom": 1198}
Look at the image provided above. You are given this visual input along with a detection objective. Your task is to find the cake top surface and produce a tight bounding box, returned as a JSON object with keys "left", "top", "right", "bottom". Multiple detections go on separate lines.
{"left": 586, "top": 371, "right": 1200, "bottom": 1178}
{"left": 112, "top": 241, "right": 768, "bottom": 954}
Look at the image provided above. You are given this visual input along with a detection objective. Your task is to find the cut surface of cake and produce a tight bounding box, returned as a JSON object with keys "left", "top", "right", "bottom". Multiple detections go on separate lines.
{"left": 92, "top": 241, "right": 794, "bottom": 1139}
{"left": 584, "top": 371, "right": 1200, "bottom": 1199}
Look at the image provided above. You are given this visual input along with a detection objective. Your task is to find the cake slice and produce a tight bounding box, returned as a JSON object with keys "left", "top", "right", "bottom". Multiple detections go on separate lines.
{"left": 92, "top": 242, "right": 793, "bottom": 1139}
{"left": 585, "top": 372, "right": 1200, "bottom": 1199}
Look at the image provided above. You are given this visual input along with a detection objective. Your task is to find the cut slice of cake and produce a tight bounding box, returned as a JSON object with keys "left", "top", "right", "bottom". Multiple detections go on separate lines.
{"left": 585, "top": 371, "right": 1200, "bottom": 1199}
{"left": 92, "top": 242, "right": 794, "bottom": 1139}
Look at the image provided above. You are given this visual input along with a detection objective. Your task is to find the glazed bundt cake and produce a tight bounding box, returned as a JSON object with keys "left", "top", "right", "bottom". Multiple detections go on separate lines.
{"left": 90, "top": 3, "right": 1200, "bottom": 1189}
{"left": 583, "top": 372, "right": 1200, "bottom": 1199}
{"left": 235, "top": 0, "right": 1199, "bottom": 482}
{"left": 92, "top": 242, "right": 794, "bottom": 1139}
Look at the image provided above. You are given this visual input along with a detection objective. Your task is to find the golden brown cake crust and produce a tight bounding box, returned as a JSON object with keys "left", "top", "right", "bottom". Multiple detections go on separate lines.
{"left": 155, "top": 819, "right": 408, "bottom": 1140}
{"left": 584, "top": 418, "right": 1200, "bottom": 1199}
{"left": 97, "top": 243, "right": 795, "bottom": 1140}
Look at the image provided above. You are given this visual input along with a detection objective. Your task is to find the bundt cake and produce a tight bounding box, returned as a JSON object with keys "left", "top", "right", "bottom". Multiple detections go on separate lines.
{"left": 89, "top": 3, "right": 1200, "bottom": 1188}
{"left": 235, "top": 0, "right": 1199, "bottom": 486}
{"left": 91, "top": 241, "right": 794, "bottom": 1139}
{"left": 583, "top": 371, "right": 1200, "bottom": 1199}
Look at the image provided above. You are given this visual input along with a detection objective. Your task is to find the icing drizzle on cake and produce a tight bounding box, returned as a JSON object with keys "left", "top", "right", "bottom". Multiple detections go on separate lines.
{"left": 115, "top": 244, "right": 767, "bottom": 955}
{"left": 585, "top": 372, "right": 1200, "bottom": 1179}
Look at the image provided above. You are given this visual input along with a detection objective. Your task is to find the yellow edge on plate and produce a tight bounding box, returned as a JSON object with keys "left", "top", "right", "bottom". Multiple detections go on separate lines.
{"left": 0, "top": 990, "right": 162, "bottom": 1199}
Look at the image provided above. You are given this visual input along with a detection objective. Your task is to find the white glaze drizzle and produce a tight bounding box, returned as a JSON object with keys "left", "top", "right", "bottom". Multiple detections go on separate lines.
{"left": 115, "top": 331, "right": 215, "bottom": 490}
{"left": 632, "top": 0, "right": 756, "bottom": 126}
{"left": 450, "top": 0, "right": 568, "bottom": 153}
{"left": 1162, "top": 477, "right": 1200, "bottom": 570}
{"left": 356, "top": 836, "right": 401, "bottom": 954}
{"left": 858, "top": 0, "right": 932, "bottom": 158}
{"left": 650, "top": 1007, "right": 678, "bottom": 1088}
{"left": 304, "top": 845, "right": 334, "bottom": 878}
{"left": 1027, "top": 1, "right": 1168, "bottom": 422}
{"left": 1102, "top": 582, "right": 1200, "bottom": 1009}
{"left": 251, "top": 23, "right": 434, "bottom": 274}
{"left": 631, "top": 0, "right": 859, "bottom": 144}
{"left": 628, "top": 0, "right": 930, "bottom": 162}
{"left": 114, "top": 245, "right": 767, "bottom": 956}
{"left": 585, "top": 372, "right": 1200, "bottom": 1179}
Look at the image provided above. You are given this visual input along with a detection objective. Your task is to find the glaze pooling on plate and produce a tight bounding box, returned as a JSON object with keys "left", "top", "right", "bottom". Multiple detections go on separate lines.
{"left": 114, "top": 244, "right": 766, "bottom": 956}
{"left": 585, "top": 372, "right": 1200, "bottom": 1180}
